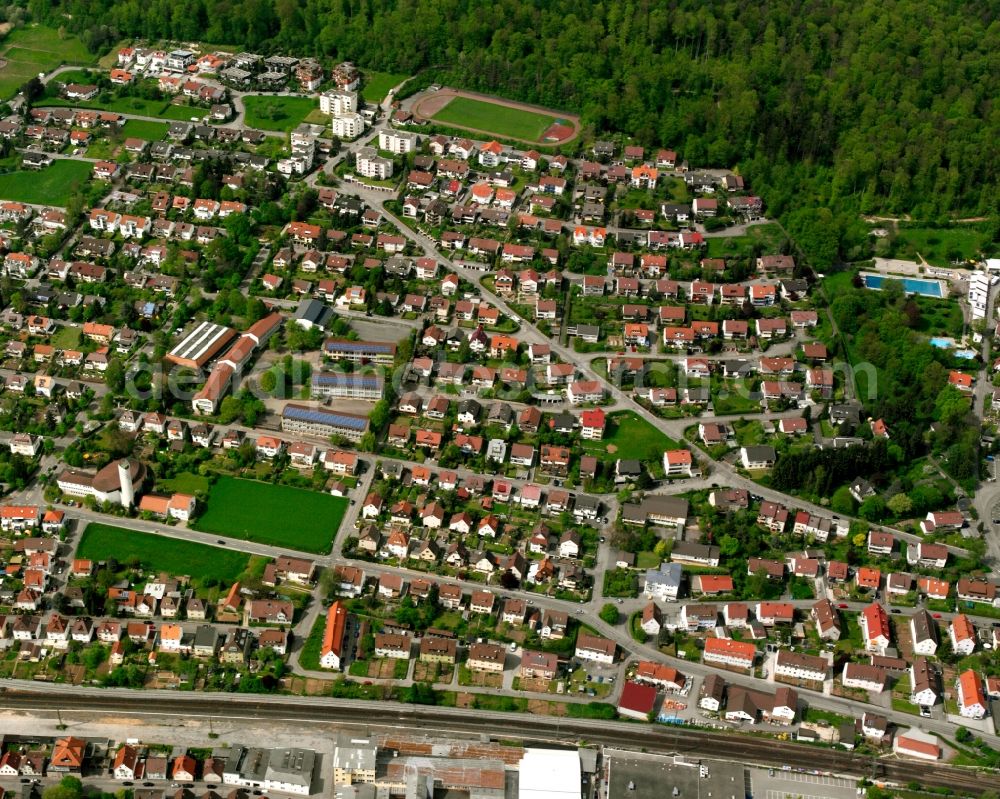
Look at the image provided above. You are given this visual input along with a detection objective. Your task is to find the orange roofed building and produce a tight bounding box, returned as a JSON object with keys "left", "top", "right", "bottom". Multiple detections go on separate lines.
{"left": 320, "top": 600, "right": 347, "bottom": 669}
{"left": 50, "top": 737, "right": 86, "bottom": 773}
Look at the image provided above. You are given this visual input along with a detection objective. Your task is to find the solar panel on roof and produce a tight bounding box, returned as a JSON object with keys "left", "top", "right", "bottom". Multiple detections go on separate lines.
{"left": 282, "top": 405, "right": 368, "bottom": 430}
{"left": 323, "top": 340, "right": 394, "bottom": 354}
{"left": 312, "top": 373, "right": 383, "bottom": 387}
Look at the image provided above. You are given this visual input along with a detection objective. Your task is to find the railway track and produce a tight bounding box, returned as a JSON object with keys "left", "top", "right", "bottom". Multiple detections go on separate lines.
{"left": 4, "top": 688, "right": 998, "bottom": 795}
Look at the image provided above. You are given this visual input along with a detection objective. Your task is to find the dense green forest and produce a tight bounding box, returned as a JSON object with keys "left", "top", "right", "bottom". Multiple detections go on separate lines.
{"left": 828, "top": 276, "right": 980, "bottom": 481}
{"left": 18, "top": 0, "right": 1000, "bottom": 226}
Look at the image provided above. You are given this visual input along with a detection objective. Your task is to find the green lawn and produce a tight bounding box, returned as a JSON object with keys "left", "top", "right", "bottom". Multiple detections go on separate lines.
{"left": 362, "top": 71, "right": 409, "bottom": 103}
{"left": 50, "top": 325, "right": 81, "bottom": 349}
{"left": 705, "top": 223, "right": 786, "bottom": 259}
{"left": 0, "top": 25, "right": 95, "bottom": 99}
{"left": 711, "top": 378, "right": 762, "bottom": 415}
{"left": 582, "top": 410, "right": 679, "bottom": 463}
{"left": 77, "top": 523, "right": 251, "bottom": 583}
{"left": 298, "top": 614, "right": 326, "bottom": 670}
{"left": 42, "top": 94, "right": 204, "bottom": 121}
{"left": 121, "top": 119, "right": 169, "bottom": 141}
{"left": 193, "top": 476, "right": 348, "bottom": 553}
{"left": 243, "top": 95, "right": 316, "bottom": 132}
{"left": 157, "top": 472, "right": 211, "bottom": 496}
{"left": 84, "top": 139, "right": 117, "bottom": 160}
{"left": 49, "top": 68, "right": 100, "bottom": 85}
{"left": 0, "top": 159, "right": 94, "bottom": 206}
{"left": 431, "top": 96, "right": 557, "bottom": 142}
{"left": 892, "top": 225, "right": 992, "bottom": 267}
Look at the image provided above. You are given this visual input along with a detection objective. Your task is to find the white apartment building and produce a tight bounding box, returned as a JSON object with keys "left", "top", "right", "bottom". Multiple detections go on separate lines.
{"left": 331, "top": 112, "right": 365, "bottom": 141}
{"left": 969, "top": 271, "right": 993, "bottom": 321}
{"left": 320, "top": 90, "right": 358, "bottom": 116}
{"left": 356, "top": 146, "right": 393, "bottom": 180}
{"left": 378, "top": 129, "right": 417, "bottom": 154}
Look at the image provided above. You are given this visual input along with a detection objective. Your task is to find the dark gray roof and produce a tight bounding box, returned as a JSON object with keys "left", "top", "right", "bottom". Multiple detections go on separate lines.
{"left": 293, "top": 298, "right": 333, "bottom": 328}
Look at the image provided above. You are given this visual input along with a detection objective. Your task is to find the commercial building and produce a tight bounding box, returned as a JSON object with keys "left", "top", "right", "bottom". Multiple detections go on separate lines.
{"left": 617, "top": 681, "right": 657, "bottom": 720}
{"left": 518, "top": 748, "right": 581, "bottom": 799}
{"left": 332, "top": 733, "right": 376, "bottom": 786}
{"left": 263, "top": 749, "right": 315, "bottom": 795}
{"left": 221, "top": 747, "right": 316, "bottom": 794}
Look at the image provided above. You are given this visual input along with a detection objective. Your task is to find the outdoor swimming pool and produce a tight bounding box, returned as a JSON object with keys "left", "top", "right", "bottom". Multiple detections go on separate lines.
{"left": 929, "top": 337, "right": 976, "bottom": 359}
{"left": 863, "top": 273, "right": 945, "bottom": 298}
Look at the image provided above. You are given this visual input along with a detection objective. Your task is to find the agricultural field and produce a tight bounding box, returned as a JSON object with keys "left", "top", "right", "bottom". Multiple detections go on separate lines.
{"left": 431, "top": 96, "right": 556, "bottom": 141}
{"left": 582, "top": 410, "right": 678, "bottom": 463}
{"left": 243, "top": 95, "right": 316, "bottom": 132}
{"left": 121, "top": 119, "right": 169, "bottom": 140}
{"left": 361, "top": 71, "right": 409, "bottom": 103}
{"left": 0, "top": 25, "right": 95, "bottom": 100}
{"left": 193, "top": 476, "right": 348, "bottom": 553}
{"left": 0, "top": 158, "right": 94, "bottom": 205}
{"left": 77, "top": 523, "right": 252, "bottom": 584}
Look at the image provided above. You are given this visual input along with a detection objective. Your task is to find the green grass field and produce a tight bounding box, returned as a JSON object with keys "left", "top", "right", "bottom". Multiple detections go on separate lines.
{"left": 431, "top": 96, "right": 557, "bottom": 142}
{"left": 157, "top": 471, "right": 211, "bottom": 496}
{"left": 49, "top": 68, "right": 100, "bottom": 85}
{"left": 0, "top": 158, "right": 93, "bottom": 206}
{"left": 298, "top": 614, "right": 326, "bottom": 670}
{"left": 243, "top": 95, "right": 316, "bottom": 132}
{"left": 582, "top": 410, "right": 679, "bottom": 463}
{"left": 42, "top": 94, "right": 202, "bottom": 121}
{"left": 49, "top": 325, "right": 81, "bottom": 349}
{"left": 705, "top": 223, "right": 786, "bottom": 259}
{"left": 194, "top": 476, "right": 348, "bottom": 552}
{"left": 77, "top": 523, "right": 251, "bottom": 583}
{"left": 362, "top": 71, "right": 409, "bottom": 103}
{"left": 121, "top": 119, "right": 169, "bottom": 140}
{"left": 711, "top": 378, "right": 762, "bottom": 415}
{"left": 891, "top": 225, "right": 992, "bottom": 267}
{"left": 0, "top": 26, "right": 95, "bottom": 99}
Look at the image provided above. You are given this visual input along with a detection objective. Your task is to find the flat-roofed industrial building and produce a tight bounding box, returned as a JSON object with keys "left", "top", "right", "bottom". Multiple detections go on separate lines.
{"left": 166, "top": 321, "right": 237, "bottom": 369}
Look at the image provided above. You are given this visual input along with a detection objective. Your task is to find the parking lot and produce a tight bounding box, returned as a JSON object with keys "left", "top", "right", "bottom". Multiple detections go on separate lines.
{"left": 750, "top": 767, "right": 857, "bottom": 799}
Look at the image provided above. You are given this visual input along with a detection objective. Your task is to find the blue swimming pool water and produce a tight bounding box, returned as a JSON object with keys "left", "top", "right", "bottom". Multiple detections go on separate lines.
{"left": 863, "top": 274, "right": 944, "bottom": 297}
{"left": 955, "top": 349, "right": 977, "bottom": 360}
{"left": 929, "top": 337, "right": 954, "bottom": 348}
